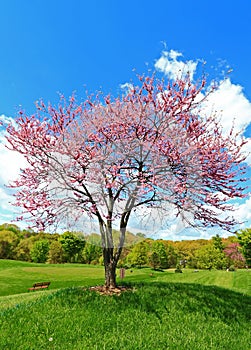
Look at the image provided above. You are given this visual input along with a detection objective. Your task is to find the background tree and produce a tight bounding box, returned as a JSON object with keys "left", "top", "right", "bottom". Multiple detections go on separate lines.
{"left": 237, "top": 229, "right": 251, "bottom": 266}
{"left": 15, "top": 236, "right": 35, "bottom": 261}
{"left": 212, "top": 234, "right": 224, "bottom": 252}
{"left": 6, "top": 74, "right": 247, "bottom": 288}
{"left": 149, "top": 241, "right": 168, "bottom": 269}
{"left": 47, "top": 240, "right": 64, "bottom": 264}
{"left": 59, "top": 232, "right": 85, "bottom": 263}
{"left": 149, "top": 251, "right": 160, "bottom": 269}
{"left": 165, "top": 243, "right": 179, "bottom": 268}
{"left": 126, "top": 241, "right": 149, "bottom": 267}
{"left": 172, "top": 239, "right": 208, "bottom": 268}
{"left": 193, "top": 243, "right": 227, "bottom": 270}
{"left": 30, "top": 239, "right": 50, "bottom": 263}
{"left": 0, "top": 230, "right": 19, "bottom": 259}
{"left": 14, "top": 231, "right": 49, "bottom": 261}
{"left": 0, "top": 223, "right": 21, "bottom": 235}
{"left": 81, "top": 242, "right": 102, "bottom": 264}
{"left": 223, "top": 242, "right": 245, "bottom": 268}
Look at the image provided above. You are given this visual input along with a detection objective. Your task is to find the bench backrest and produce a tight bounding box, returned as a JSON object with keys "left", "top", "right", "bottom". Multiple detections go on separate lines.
{"left": 33, "top": 282, "right": 50, "bottom": 287}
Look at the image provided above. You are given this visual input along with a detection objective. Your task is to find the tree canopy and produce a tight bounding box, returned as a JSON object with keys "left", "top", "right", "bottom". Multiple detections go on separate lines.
{"left": 6, "top": 74, "right": 247, "bottom": 287}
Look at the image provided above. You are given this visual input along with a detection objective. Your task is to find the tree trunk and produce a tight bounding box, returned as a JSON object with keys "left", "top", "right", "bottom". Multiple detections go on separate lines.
{"left": 103, "top": 247, "right": 117, "bottom": 289}
{"left": 100, "top": 218, "right": 126, "bottom": 289}
{"left": 104, "top": 261, "right": 117, "bottom": 289}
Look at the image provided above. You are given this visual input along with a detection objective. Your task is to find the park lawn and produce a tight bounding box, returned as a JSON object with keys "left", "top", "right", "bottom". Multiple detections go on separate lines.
{"left": 152, "top": 268, "right": 251, "bottom": 295}
{"left": 0, "top": 259, "right": 104, "bottom": 296}
{"left": 0, "top": 259, "right": 250, "bottom": 311}
{"left": 0, "top": 259, "right": 164, "bottom": 297}
{"left": 0, "top": 259, "right": 251, "bottom": 297}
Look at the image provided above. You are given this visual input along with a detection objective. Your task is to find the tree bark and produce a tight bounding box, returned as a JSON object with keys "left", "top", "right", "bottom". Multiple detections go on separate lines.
{"left": 101, "top": 216, "right": 128, "bottom": 289}
{"left": 103, "top": 246, "right": 117, "bottom": 289}
{"left": 104, "top": 258, "right": 117, "bottom": 289}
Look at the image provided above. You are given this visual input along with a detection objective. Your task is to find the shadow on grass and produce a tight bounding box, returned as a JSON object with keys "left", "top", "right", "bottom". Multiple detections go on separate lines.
{"left": 114, "top": 281, "right": 251, "bottom": 324}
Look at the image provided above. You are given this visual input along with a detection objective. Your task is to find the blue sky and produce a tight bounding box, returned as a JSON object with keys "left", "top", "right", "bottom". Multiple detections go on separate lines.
{"left": 1, "top": 0, "right": 251, "bottom": 240}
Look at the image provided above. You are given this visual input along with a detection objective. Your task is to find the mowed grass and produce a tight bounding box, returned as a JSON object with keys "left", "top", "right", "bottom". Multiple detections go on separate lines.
{"left": 152, "top": 268, "right": 251, "bottom": 296}
{"left": 0, "top": 259, "right": 250, "bottom": 306}
{"left": 0, "top": 260, "right": 250, "bottom": 349}
{"left": 0, "top": 259, "right": 160, "bottom": 308}
{"left": 0, "top": 259, "right": 105, "bottom": 297}
{"left": 1, "top": 259, "right": 250, "bottom": 296}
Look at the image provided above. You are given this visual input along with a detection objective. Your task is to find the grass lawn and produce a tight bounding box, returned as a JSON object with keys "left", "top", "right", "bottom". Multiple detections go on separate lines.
{"left": 0, "top": 260, "right": 250, "bottom": 349}
{"left": 152, "top": 268, "right": 251, "bottom": 296}
{"left": 0, "top": 259, "right": 104, "bottom": 297}
{"left": 0, "top": 283, "right": 250, "bottom": 350}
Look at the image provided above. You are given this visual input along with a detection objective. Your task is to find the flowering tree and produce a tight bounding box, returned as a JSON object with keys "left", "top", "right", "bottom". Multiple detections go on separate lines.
{"left": 6, "top": 74, "right": 247, "bottom": 288}
{"left": 223, "top": 242, "right": 246, "bottom": 268}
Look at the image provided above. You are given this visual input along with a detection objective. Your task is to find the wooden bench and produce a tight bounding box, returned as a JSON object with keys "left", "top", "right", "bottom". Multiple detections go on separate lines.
{"left": 28, "top": 281, "right": 51, "bottom": 291}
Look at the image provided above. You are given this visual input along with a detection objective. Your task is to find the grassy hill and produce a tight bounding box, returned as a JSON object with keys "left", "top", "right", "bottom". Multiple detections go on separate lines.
{"left": 1, "top": 283, "right": 250, "bottom": 349}
{"left": 0, "top": 260, "right": 250, "bottom": 349}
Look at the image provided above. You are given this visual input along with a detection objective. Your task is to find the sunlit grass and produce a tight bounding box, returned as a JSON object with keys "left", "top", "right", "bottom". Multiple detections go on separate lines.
{"left": 0, "top": 259, "right": 250, "bottom": 298}
{"left": 148, "top": 268, "right": 251, "bottom": 295}
{"left": 0, "top": 260, "right": 104, "bottom": 296}
{"left": 0, "top": 290, "right": 54, "bottom": 311}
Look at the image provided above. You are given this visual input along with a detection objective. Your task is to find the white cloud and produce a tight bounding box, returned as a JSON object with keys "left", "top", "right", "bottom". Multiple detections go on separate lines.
{"left": 155, "top": 50, "right": 251, "bottom": 164}
{"left": 0, "top": 115, "right": 27, "bottom": 186}
{"left": 233, "top": 195, "right": 251, "bottom": 226}
{"left": 190, "top": 76, "right": 251, "bottom": 234}
{"left": 155, "top": 49, "right": 198, "bottom": 80}
{"left": 0, "top": 143, "right": 27, "bottom": 186}
{"left": 0, "top": 115, "right": 27, "bottom": 225}
{"left": 120, "top": 82, "right": 134, "bottom": 93}
{"left": 202, "top": 78, "right": 251, "bottom": 135}
{"left": 0, "top": 187, "right": 13, "bottom": 210}
{"left": 0, "top": 114, "right": 13, "bottom": 126}
{"left": 0, "top": 186, "right": 21, "bottom": 226}
{"left": 198, "top": 79, "right": 251, "bottom": 166}
{"left": 155, "top": 50, "right": 251, "bottom": 143}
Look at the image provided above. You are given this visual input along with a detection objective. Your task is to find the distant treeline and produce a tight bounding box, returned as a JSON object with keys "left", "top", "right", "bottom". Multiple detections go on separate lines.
{"left": 0, "top": 223, "right": 250, "bottom": 270}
